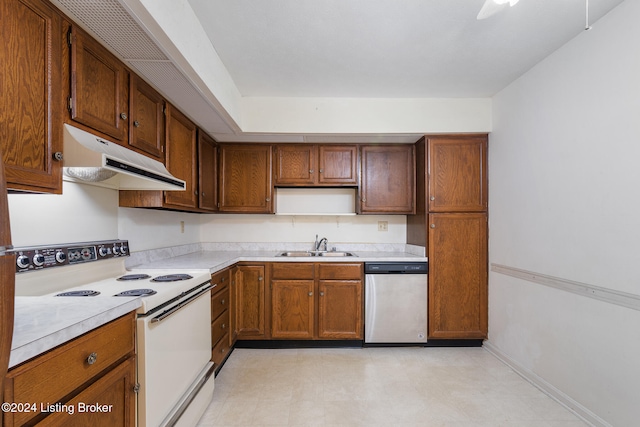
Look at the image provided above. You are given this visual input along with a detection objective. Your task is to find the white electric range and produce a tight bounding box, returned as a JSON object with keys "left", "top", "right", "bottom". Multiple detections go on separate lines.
{"left": 13, "top": 239, "right": 215, "bottom": 427}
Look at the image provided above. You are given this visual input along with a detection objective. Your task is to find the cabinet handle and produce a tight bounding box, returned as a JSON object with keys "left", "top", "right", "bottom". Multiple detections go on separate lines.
{"left": 265, "top": 198, "right": 271, "bottom": 202}
{"left": 320, "top": 291, "right": 324, "bottom": 296}
{"left": 258, "top": 276, "right": 263, "bottom": 281}
{"left": 53, "top": 152, "right": 63, "bottom": 161}
{"left": 309, "top": 169, "right": 314, "bottom": 174}
{"left": 202, "top": 192, "right": 206, "bottom": 197}
{"left": 86, "top": 352, "right": 98, "bottom": 365}
{"left": 430, "top": 196, "right": 435, "bottom": 201}
{"left": 221, "top": 323, "right": 226, "bottom": 329}
{"left": 133, "top": 120, "right": 140, "bottom": 127}
{"left": 221, "top": 348, "right": 226, "bottom": 354}
{"left": 308, "top": 291, "right": 313, "bottom": 296}
{"left": 430, "top": 224, "right": 436, "bottom": 229}
{"left": 221, "top": 299, "right": 225, "bottom": 305}
{"left": 120, "top": 112, "right": 127, "bottom": 120}
{"left": 362, "top": 197, "right": 367, "bottom": 202}
{"left": 319, "top": 169, "right": 323, "bottom": 173}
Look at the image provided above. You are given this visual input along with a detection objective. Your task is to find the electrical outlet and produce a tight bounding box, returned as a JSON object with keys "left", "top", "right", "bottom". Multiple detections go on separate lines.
{"left": 180, "top": 221, "right": 185, "bottom": 233}
{"left": 378, "top": 221, "right": 388, "bottom": 232}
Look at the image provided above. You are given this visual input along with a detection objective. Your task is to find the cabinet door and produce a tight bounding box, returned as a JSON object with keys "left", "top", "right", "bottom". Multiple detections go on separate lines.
{"left": 359, "top": 145, "right": 415, "bottom": 214}
{"left": 129, "top": 75, "right": 164, "bottom": 161}
{"left": 35, "top": 357, "right": 135, "bottom": 427}
{"left": 219, "top": 144, "right": 273, "bottom": 213}
{"left": 235, "top": 265, "right": 266, "bottom": 338}
{"left": 428, "top": 136, "right": 487, "bottom": 212}
{"left": 1, "top": 0, "right": 63, "bottom": 193}
{"left": 70, "top": 26, "right": 128, "bottom": 141}
{"left": 274, "top": 145, "right": 316, "bottom": 185}
{"left": 198, "top": 131, "right": 217, "bottom": 211}
{"left": 163, "top": 104, "right": 198, "bottom": 209}
{"left": 428, "top": 213, "right": 487, "bottom": 339}
{"left": 318, "top": 280, "right": 363, "bottom": 339}
{"left": 271, "top": 280, "right": 315, "bottom": 339}
{"left": 318, "top": 145, "right": 358, "bottom": 185}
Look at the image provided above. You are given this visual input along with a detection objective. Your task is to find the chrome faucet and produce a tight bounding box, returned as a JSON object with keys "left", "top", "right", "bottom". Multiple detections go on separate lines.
{"left": 315, "top": 235, "right": 328, "bottom": 252}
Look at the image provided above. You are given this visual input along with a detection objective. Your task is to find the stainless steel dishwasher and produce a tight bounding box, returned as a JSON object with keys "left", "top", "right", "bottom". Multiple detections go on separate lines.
{"left": 365, "top": 262, "right": 428, "bottom": 344}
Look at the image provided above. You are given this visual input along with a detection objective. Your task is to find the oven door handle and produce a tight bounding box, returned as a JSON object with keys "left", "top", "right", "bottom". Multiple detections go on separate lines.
{"left": 150, "top": 283, "right": 215, "bottom": 323}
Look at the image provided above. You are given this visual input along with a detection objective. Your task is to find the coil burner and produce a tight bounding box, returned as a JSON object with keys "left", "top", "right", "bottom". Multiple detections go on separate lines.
{"left": 55, "top": 290, "right": 100, "bottom": 297}
{"left": 151, "top": 274, "right": 193, "bottom": 282}
{"left": 114, "top": 289, "right": 157, "bottom": 297}
{"left": 117, "top": 274, "right": 151, "bottom": 281}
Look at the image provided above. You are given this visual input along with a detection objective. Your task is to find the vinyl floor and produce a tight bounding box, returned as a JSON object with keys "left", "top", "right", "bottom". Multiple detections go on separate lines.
{"left": 196, "top": 347, "right": 588, "bottom": 427}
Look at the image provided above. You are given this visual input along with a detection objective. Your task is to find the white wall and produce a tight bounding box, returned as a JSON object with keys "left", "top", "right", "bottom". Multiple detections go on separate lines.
{"left": 199, "top": 214, "right": 406, "bottom": 246}
{"left": 488, "top": 1, "right": 640, "bottom": 425}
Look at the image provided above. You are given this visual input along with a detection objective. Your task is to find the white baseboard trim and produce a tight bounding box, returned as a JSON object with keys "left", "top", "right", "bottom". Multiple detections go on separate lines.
{"left": 483, "top": 341, "right": 612, "bottom": 427}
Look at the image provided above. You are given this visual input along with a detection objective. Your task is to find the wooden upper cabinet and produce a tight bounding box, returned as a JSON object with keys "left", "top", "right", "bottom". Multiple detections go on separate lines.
{"left": 1, "top": 0, "right": 63, "bottom": 193}
{"left": 219, "top": 144, "right": 273, "bottom": 213}
{"left": 428, "top": 136, "right": 487, "bottom": 212}
{"left": 274, "top": 145, "right": 357, "bottom": 186}
{"left": 318, "top": 145, "right": 358, "bottom": 185}
{"left": 198, "top": 131, "right": 218, "bottom": 212}
{"left": 428, "top": 213, "right": 487, "bottom": 339}
{"left": 69, "top": 26, "right": 129, "bottom": 141}
{"left": 129, "top": 75, "right": 165, "bottom": 161}
{"left": 359, "top": 145, "right": 415, "bottom": 214}
{"left": 163, "top": 104, "right": 198, "bottom": 209}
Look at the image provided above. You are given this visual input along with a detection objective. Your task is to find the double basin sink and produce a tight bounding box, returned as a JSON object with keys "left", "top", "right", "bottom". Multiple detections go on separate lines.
{"left": 277, "top": 251, "right": 356, "bottom": 257}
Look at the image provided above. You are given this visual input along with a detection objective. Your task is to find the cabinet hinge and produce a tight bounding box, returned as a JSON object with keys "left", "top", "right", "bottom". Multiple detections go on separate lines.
{"left": 133, "top": 383, "right": 140, "bottom": 393}
{"left": 67, "top": 97, "right": 72, "bottom": 112}
{"left": 67, "top": 29, "right": 72, "bottom": 46}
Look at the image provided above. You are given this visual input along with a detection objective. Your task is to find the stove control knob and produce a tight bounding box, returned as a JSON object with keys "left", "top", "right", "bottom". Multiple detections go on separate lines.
{"left": 16, "top": 255, "right": 30, "bottom": 269}
{"left": 112, "top": 245, "right": 120, "bottom": 255}
{"left": 33, "top": 253, "right": 45, "bottom": 267}
{"left": 99, "top": 247, "right": 109, "bottom": 257}
{"left": 55, "top": 251, "right": 66, "bottom": 263}
{"left": 119, "top": 244, "right": 127, "bottom": 255}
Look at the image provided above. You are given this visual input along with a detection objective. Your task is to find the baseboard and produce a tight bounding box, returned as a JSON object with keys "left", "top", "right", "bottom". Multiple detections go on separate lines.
{"left": 483, "top": 341, "right": 611, "bottom": 427}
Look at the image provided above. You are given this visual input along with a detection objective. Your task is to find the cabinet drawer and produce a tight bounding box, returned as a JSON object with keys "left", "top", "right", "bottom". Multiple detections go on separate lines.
{"left": 211, "top": 332, "right": 230, "bottom": 369}
{"left": 3, "top": 313, "right": 135, "bottom": 426}
{"left": 272, "top": 262, "right": 314, "bottom": 279}
{"left": 318, "top": 263, "right": 362, "bottom": 280}
{"left": 211, "top": 287, "right": 229, "bottom": 320}
{"left": 211, "top": 269, "right": 230, "bottom": 294}
{"left": 211, "top": 311, "right": 230, "bottom": 347}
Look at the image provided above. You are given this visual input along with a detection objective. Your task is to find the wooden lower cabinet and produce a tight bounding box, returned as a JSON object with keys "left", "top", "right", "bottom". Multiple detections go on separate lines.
{"left": 2, "top": 313, "right": 136, "bottom": 426}
{"left": 270, "top": 263, "right": 363, "bottom": 340}
{"left": 428, "top": 213, "right": 488, "bottom": 339}
{"left": 234, "top": 264, "right": 267, "bottom": 338}
{"left": 210, "top": 268, "right": 232, "bottom": 371}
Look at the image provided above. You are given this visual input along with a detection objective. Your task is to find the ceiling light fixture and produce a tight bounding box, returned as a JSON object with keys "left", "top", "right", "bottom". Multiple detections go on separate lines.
{"left": 477, "top": 0, "right": 521, "bottom": 20}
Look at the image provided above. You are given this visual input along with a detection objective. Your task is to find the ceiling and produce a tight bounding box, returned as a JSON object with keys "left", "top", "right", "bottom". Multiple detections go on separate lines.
{"left": 187, "top": 0, "right": 624, "bottom": 98}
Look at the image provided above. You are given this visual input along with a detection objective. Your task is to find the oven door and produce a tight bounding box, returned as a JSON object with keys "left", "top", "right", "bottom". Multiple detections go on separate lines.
{"left": 137, "top": 284, "right": 213, "bottom": 427}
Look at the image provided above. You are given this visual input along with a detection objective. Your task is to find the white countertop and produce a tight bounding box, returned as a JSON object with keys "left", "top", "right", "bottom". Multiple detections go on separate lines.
{"left": 132, "top": 250, "right": 427, "bottom": 273}
{"left": 10, "top": 296, "right": 141, "bottom": 368}
{"left": 10, "top": 248, "right": 425, "bottom": 368}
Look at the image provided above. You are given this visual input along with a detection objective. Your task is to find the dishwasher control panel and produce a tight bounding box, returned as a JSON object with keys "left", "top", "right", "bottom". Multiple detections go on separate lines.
{"left": 364, "top": 262, "right": 428, "bottom": 274}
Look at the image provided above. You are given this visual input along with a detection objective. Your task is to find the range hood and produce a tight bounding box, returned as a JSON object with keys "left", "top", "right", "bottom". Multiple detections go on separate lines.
{"left": 62, "top": 124, "right": 186, "bottom": 191}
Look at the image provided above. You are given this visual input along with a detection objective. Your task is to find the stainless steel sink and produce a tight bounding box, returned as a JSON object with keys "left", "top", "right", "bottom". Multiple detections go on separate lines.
{"left": 278, "top": 251, "right": 314, "bottom": 257}
{"left": 277, "top": 251, "right": 356, "bottom": 257}
{"left": 316, "top": 251, "right": 355, "bottom": 257}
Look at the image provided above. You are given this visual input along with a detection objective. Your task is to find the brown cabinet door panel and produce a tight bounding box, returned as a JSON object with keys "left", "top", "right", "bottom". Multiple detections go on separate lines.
{"left": 318, "top": 280, "right": 363, "bottom": 339}
{"left": 1, "top": 0, "right": 63, "bottom": 193}
{"left": 198, "top": 131, "right": 218, "bottom": 211}
{"left": 428, "top": 137, "right": 487, "bottom": 212}
{"left": 271, "top": 280, "right": 315, "bottom": 339}
{"left": 235, "top": 265, "right": 266, "bottom": 337}
{"left": 274, "top": 145, "right": 316, "bottom": 185}
{"left": 163, "top": 104, "right": 197, "bottom": 208}
{"left": 219, "top": 145, "right": 273, "bottom": 213}
{"left": 129, "top": 75, "right": 164, "bottom": 160}
{"left": 428, "top": 213, "right": 487, "bottom": 339}
{"left": 360, "top": 145, "right": 415, "bottom": 214}
{"left": 318, "top": 145, "right": 358, "bottom": 185}
{"left": 70, "top": 26, "right": 128, "bottom": 141}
